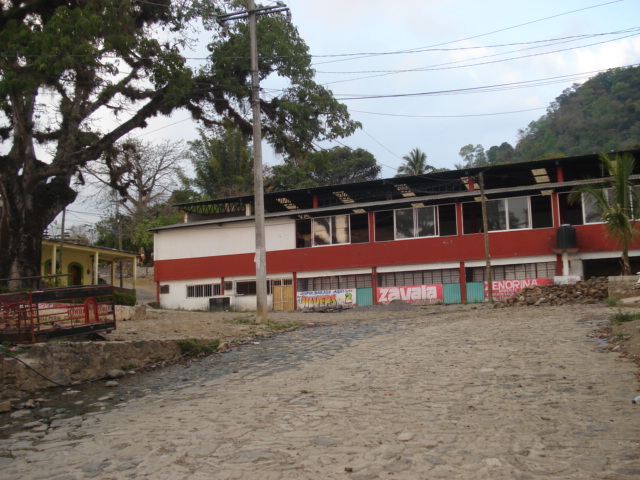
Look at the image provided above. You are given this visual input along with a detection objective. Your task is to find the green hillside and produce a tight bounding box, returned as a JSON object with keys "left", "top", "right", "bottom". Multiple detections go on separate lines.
{"left": 514, "top": 65, "right": 640, "bottom": 160}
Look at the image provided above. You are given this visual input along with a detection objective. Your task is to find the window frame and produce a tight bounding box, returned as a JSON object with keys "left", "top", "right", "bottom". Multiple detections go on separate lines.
{"left": 186, "top": 283, "right": 221, "bottom": 298}
{"left": 393, "top": 205, "right": 437, "bottom": 240}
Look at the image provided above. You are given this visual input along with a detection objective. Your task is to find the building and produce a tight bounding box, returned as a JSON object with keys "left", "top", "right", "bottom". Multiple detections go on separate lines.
{"left": 41, "top": 240, "right": 139, "bottom": 289}
{"left": 152, "top": 150, "right": 640, "bottom": 311}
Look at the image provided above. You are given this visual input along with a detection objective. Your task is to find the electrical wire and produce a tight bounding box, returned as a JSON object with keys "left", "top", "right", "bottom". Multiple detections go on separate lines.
{"left": 351, "top": 107, "right": 546, "bottom": 119}
{"left": 330, "top": 66, "right": 640, "bottom": 101}
{"left": 311, "top": 0, "right": 624, "bottom": 65}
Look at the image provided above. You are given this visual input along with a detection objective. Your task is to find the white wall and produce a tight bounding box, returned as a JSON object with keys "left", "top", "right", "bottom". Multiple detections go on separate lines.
{"left": 158, "top": 278, "right": 222, "bottom": 310}
{"left": 155, "top": 219, "right": 296, "bottom": 261}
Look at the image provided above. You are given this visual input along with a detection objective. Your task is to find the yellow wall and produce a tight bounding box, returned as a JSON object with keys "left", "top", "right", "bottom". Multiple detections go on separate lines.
{"left": 41, "top": 245, "right": 93, "bottom": 286}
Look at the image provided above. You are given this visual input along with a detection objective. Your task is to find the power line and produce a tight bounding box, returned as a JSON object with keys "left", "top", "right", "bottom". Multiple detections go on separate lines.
{"left": 351, "top": 107, "right": 547, "bottom": 119}
{"left": 331, "top": 66, "right": 639, "bottom": 101}
{"left": 311, "top": 0, "right": 624, "bottom": 65}
{"left": 312, "top": 28, "right": 639, "bottom": 64}
{"left": 318, "top": 33, "right": 640, "bottom": 86}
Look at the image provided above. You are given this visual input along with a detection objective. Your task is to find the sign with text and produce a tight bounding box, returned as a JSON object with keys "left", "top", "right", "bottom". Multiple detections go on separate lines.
{"left": 377, "top": 284, "right": 444, "bottom": 305}
{"left": 297, "top": 289, "right": 356, "bottom": 310}
{"left": 485, "top": 278, "right": 553, "bottom": 300}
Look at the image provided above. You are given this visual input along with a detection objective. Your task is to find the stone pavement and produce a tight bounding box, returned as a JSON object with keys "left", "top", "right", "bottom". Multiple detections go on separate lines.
{"left": 1, "top": 305, "right": 640, "bottom": 479}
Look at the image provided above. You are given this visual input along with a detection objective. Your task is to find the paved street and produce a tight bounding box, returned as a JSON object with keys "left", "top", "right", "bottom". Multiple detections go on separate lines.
{"left": 1, "top": 305, "right": 639, "bottom": 479}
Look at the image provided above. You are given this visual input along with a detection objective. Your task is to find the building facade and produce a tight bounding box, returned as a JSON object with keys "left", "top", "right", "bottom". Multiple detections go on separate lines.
{"left": 153, "top": 151, "right": 640, "bottom": 311}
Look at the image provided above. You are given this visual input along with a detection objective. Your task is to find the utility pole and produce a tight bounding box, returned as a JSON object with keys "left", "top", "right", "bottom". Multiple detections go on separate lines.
{"left": 478, "top": 173, "right": 493, "bottom": 303}
{"left": 217, "top": 1, "right": 290, "bottom": 323}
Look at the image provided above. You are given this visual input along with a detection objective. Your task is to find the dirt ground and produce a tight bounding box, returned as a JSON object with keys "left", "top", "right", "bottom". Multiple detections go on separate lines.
{"left": 117, "top": 273, "right": 640, "bottom": 378}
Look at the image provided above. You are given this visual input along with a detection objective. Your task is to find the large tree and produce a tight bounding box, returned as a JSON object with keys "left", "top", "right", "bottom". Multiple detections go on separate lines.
{"left": 85, "top": 138, "right": 186, "bottom": 217}
{"left": 186, "top": 124, "right": 253, "bottom": 199}
{"left": 266, "top": 146, "right": 380, "bottom": 191}
{"left": 0, "top": 1, "right": 359, "bottom": 288}
{"left": 570, "top": 153, "right": 639, "bottom": 275}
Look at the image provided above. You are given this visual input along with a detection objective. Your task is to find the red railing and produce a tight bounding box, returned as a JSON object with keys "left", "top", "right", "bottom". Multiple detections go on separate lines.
{"left": 0, "top": 286, "right": 116, "bottom": 343}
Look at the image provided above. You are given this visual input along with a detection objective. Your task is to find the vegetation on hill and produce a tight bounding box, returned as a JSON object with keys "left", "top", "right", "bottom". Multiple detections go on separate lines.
{"left": 457, "top": 66, "right": 640, "bottom": 168}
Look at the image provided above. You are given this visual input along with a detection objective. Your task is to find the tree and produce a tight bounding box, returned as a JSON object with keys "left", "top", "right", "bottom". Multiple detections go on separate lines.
{"left": 266, "top": 146, "right": 380, "bottom": 191}
{"left": 0, "top": 1, "right": 360, "bottom": 288}
{"left": 396, "top": 148, "right": 433, "bottom": 176}
{"left": 456, "top": 144, "right": 488, "bottom": 169}
{"left": 570, "top": 153, "right": 639, "bottom": 275}
{"left": 85, "top": 138, "right": 186, "bottom": 217}
{"left": 186, "top": 125, "right": 253, "bottom": 199}
{"left": 513, "top": 66, "right": 640, "bottom": 161}
{"left": 486, "top": 142, "right": 515, "bottom": 164}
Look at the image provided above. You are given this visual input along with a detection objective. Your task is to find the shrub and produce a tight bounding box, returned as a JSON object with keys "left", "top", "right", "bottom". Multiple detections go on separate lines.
{"left": 177, "top": 339, "right": 220, "bottom": 356}
{"left": 610, "top": 309, "right": 640, "bottom": 325}
{"left": 114, "top": 289, "right": 136, "bottom": 306}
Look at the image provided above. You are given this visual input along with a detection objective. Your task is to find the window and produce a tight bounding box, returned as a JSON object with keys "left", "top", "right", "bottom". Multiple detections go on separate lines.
{"left": 296, "top": 213, "right": 369, "bottom": 248}
{"left": 378, "top": 269, "right": 459, "bottom": 287}
{"left": 463, "top": 196, "right": 534, "bottom": 233}
{"left": 186, "top": 284, "right": 221, "bottom": 298}
{"left": 531, "top": 195, "right": 553, "bottom": 228}
{"left": 236, "top": 281, "right": 256, "bottom": 295}
{"left": 375, "top": 204, "right": 456, "bottom": 241}
{"left": 235, "top": 281, "right": 272, "bottom": 295}
{"left": 582, "top": 192, "right": 602, "bottom": 224}
{"left": 468, "top": 262, "right": 556, "bottom": 282}
{"left": 374, "top": 210, "right": 394, "bottom": 241}
{"left": 297, "top": 274, "right": 372, "bottom": 291}
{"left": 313, "top": 215, "right": 349, "bottom": 245}
{"left": 350, "top": 213, "right": 369, "bottom": 244}
{"left": 160, "top": 285, "right": 170, "bottom": 294}
{"left": 396, "top": 206, "right": 437, "bottom": 239}
{"left": 296, "top": 219, "right": 312, "bottom": 248}
{"left": 559, "top": 188, "right": 638, "bottom": 226}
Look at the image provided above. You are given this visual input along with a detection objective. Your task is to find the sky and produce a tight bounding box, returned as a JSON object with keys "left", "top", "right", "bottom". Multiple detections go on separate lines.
{"left": 62, "top": 0, "right": 640, "bottom": 231}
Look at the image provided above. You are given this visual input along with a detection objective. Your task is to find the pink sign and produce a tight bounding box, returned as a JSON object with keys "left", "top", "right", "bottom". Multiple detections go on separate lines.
{"left": 377, "top": 284, "right": 444, "bottom": 305}
{"left": 485, "top": 278, "right": 553, "bottom": 300}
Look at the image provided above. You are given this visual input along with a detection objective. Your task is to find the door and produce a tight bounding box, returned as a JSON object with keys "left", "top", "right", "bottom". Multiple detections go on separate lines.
{"left": 272, "top": 280, "right": 294, "bottom": 311}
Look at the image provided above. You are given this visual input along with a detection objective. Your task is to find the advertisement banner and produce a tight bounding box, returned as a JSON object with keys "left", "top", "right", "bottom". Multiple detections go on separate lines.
{"left": 297, "top": 289, "right": 356, "bottom": 310}
{"left": 376, "top": 284, "right": 444, "bottom": 305}
{"left": 485, "top": 278, "right": 553, "bottom": 300}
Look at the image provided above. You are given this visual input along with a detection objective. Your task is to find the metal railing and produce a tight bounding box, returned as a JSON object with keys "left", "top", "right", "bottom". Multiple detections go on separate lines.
{"left": 0, "top": 285, "right": 116, "bottom": 343}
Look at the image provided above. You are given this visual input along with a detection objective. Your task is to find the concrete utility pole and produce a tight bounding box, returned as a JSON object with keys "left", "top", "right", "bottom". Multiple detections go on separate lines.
{"left": 217, "top": 1, "right": 290, "bottom": 323}
{"left": 478, "top": 173, "right": 494, "bottom": 303}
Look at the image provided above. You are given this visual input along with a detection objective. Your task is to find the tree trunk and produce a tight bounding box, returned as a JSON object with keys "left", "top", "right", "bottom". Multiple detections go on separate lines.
{"left": 0, "top": 175, "right": 76, "bottom": 290}
{"left": 621, "top": 248, "right": 631, "bottom": 276}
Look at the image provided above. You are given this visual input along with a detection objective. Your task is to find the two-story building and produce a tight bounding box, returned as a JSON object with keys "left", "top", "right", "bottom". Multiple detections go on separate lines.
{"left": 152, "top": 150, "right": 640, "bottom": 311}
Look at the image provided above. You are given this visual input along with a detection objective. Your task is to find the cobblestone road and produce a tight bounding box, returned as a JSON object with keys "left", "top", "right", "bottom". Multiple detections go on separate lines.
{"left": 1, "top": 305, "right": 639, "bottom": 479}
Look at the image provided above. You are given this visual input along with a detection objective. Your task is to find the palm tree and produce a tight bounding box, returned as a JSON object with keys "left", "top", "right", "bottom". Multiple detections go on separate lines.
{"left": 570, "top": 152, "right": 639, "bottom": 275}
{"left": 396, "top": 148, "right": 434, "bottom": 176}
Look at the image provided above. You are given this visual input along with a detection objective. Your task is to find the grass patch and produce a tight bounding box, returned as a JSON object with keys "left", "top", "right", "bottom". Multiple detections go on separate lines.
{"left": 610, "top": 309, "right": 640, "bottom": 325}
{"left": 267, "top": 321, "right": 299, "bottom": 332}
{"left": 606, "top": 296, "right": 621, "bottom": 307}
{"left": 121, "top": 364, "right": 136, "bottom": 371}
{"left": 231, "top": 315, "right": 255, "bottom": 325}
{"left": 177, "top": 339, "right": 221, "bottom": 356}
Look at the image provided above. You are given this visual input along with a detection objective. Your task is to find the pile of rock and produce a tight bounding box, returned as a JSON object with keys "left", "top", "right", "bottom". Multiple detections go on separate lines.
{"left": 497, "top": 277, "right": 609, "bottom": 307}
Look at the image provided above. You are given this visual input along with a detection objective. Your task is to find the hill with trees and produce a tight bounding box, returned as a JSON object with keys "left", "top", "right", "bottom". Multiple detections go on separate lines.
{"left": 457, "top": 66, "right": 640, "bottom": 168}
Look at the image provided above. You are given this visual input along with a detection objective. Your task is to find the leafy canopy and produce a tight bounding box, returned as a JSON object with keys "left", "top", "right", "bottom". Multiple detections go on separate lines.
{"left": 266, "top": 146, "right": 381, "bottom": 191}
{"left": 0, "top": 0, "right": 360, "bottom": 285}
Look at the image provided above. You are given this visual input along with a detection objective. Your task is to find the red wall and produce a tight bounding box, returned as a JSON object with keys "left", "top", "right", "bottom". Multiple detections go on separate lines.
{"left": 155, "top": 226, "right": 584, "bottom": 282}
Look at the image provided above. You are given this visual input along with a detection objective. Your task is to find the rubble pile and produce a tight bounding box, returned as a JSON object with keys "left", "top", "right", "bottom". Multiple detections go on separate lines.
{"left": 497, "top": 277, "right": 609, "bottom": 307}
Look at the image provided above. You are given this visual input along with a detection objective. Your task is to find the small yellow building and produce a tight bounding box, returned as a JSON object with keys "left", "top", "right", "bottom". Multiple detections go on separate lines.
{"left": 41, "top": 240, "right": 139, "bottom": 289}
